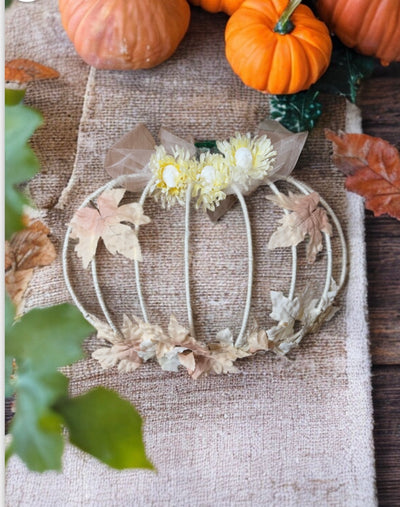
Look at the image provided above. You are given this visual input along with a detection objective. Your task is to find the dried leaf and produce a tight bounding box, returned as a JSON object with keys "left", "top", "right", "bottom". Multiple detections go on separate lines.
{"left": 92, "top": 315, "right": 143, "bottom": 373}
{"left": 245, "top": 327, "right": 270, "bottom": 354}
{"left": 5, "top": 59, "right": 59, "bottom": 83}
{"left": 5, "top": 220, "right": 57, "bottom": 315}
{"left": 70, "top": 188, "right": 150, "bottom": 268}
{"left": 268, "top": 191, "right": 332, "bottom": 263}
{"left": 325, "top": 130, "right": 400, "bottom": 220}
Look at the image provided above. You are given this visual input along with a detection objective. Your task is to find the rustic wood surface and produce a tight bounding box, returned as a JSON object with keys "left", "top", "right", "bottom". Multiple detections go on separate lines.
{"left": 358, "top": 61, "right": 400, "bottom": 507}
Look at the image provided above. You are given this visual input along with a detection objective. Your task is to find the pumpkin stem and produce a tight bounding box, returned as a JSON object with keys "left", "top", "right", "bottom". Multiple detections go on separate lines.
{"left": 274, "top": 0, "right": 302, "bottom": 34}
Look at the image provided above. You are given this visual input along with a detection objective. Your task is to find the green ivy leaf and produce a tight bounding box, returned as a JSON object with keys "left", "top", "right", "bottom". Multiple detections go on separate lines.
{"left": 6, "top": 303, "right": 94, "bottom": 371}
{"left": 315, "top": 37, "right": 376, "bottom": 103}
{"left": 5, "top": 300, "right": 94, "bottom": 471}
{"left": 270, "top": 90, "right": 322, "bottom": 133}
{"left": 5, "top": 89, "right": 25, "bottom": 106}
{"left": 5, "top": 91, "right": 42, "bottom": 238}
{"left": 8, "top": 371, "right": 67, "bottom": 471}
{"left": 5, "top": 297, "right": 15, "bottom": 397}
{"left": 56, "top": 387, "right": 154, "bottom": 470}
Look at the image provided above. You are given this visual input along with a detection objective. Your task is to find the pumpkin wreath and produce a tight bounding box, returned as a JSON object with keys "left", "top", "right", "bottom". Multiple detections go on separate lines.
{"left": 63, "top": 122, "right": 347, "bottom": 378}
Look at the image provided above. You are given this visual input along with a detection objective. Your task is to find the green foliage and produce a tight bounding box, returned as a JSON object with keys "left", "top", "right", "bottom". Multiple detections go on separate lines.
{"left": 5, "top": 89, "right": 42, "bottom": 238}
{"left": 57, "top": 387, "right": 154, "bottom": 470}
{"left": 270, "top": 90, "right": 322, "bottom": 133}
{"left": 315, "top": 37, "right": 376, "bottom": 103}
{"left": 5, "top": 0, "right": 13, "bottom": 7}
{"left": 6, "top": 299, "right": 153, "bottom": 472}
{"left": 5, "top": 298, "right": 92, "bottom": 471}
{"left": 269, "top": 38, "right": 376, "bottom": 133}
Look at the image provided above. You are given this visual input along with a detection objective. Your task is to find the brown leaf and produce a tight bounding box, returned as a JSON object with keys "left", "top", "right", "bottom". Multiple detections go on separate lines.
{"left": 5, "top": 220, "right": 57, "bottom": 315}
{"left": 5, "top": 59, "right": 60, "bottom": 83}
{"left": 268, "top": 192, "right": 332, "bottom": 263}
{"left": 325, "top": 130, "right": 400, "bottom": 220}
{"left": 70, "top": 188, "right": 151, "bottom": 268}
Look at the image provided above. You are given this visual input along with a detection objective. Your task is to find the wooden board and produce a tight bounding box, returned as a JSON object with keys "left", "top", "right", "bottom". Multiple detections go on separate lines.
{"left": 358, "top": 62, "right": 400, "bottom": 504}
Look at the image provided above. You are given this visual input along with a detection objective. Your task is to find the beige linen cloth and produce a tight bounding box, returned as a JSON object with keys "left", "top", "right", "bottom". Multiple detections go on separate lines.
{"left": 6, "top": 2, "right": 376, "bottom": 505}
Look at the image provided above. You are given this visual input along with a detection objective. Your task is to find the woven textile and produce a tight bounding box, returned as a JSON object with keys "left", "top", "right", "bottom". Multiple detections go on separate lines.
{"left": 5, "top": 2, "right": 376, "bottom": 505}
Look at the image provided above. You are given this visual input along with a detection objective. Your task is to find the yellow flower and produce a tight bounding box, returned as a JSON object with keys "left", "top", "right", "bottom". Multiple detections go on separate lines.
{"left": 191, "top": 152, "right": 230, "bottom": 211}
{"left": 150, "top": 145, "right": 193, "bottom": 207}
{"left": 217, "top": 133, "right": 276, "bottom": 192}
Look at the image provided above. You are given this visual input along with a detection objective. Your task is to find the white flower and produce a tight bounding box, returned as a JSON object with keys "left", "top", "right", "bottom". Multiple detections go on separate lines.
{"left": 150, "top": 145, "right": 193, "bottom": 207}
{"left": 192, "top": 152, "right": 230, "bottom": 211}
{"left": 217, "top": 133, "right": 276, "bottom": 193}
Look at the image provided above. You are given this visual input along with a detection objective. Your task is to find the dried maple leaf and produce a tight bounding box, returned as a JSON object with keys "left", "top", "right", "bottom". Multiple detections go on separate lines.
{"left": 5, "top": 220, "right": 57, "bottom": 316}
{"left": 268, "top": 191, "right": 332, "bottom": 263}
{"left": 92, "top": 315, "right": 144, "bottom": 373}
{"left": 325, "top": 129, "right": 400, "bottom": 220}
{"left": 70, "top": 188, "right": 151, "bottom": 268}
{"left": 5, "top": 59, "right": 59, "bottom": 83}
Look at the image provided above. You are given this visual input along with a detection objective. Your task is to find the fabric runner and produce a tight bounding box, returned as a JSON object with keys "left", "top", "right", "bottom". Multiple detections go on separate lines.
{"left": 6, "top": 2, "right": 376, "bottom": 505}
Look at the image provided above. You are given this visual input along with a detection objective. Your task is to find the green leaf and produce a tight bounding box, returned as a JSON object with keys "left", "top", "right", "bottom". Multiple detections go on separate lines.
{"left": 5, "top": 0, "right": 13, "bottom": 7}
{"left": 6, "top": 303, "right": 94, "bottom": 371}
{"left": 5, "top": 88, "right": 25, "bottom": 106}
{"left": 5, "top": 301, "right": 94, "bottom": 471}
{"left": 5, "top": 95, "right": 42, "bottom": 238}
{"left": 5, "top": 356, "right": 14, "bottom": 398}
{"left": 270, "top": 90, "right": 322, "bottom": 133}
{"left": 9, "top": 370, "right": 67, "bottom": 471}
{"left": 313, "top": 37, "right": 376, "bottom": 103}
{"left": 56, "top": 387, "right": 154, "bottom": 470}
{"left": 5, "top": 297, "right": 15, "bottom": 397}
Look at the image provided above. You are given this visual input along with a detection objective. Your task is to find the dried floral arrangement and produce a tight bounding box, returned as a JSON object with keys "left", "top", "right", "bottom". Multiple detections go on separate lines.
{"left": 63, "top": 122, "right": 347, "bottom": 379}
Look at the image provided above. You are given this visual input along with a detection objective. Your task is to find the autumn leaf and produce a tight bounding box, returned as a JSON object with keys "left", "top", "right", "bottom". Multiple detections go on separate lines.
{"left": 325, "top": 130, "right": 400, "bottom": 220}
{"left": 5, "top": 59, "right": 59, "bottom": 83}
{"left": 5, "top": 219, "right": 57, "bottom": 316}
{"left": 268, "top": 191, "right": 332, "bottom": 263}
{"left": 70, "top": 188, "right": 151, "bottom": 268}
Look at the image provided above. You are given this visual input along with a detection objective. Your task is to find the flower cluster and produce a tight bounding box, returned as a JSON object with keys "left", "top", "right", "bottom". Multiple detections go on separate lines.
{"left": 149, "top": 133, "right": 276, "bottom": 210}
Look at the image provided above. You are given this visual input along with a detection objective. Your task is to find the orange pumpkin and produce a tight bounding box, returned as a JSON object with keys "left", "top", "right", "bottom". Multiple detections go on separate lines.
{"left": 58, "top": 0, "right": 191, "bottom": 70}
{"left": 317, "top": 0, "right": 400, "bottom": 66}
{"left": 225, "top": 0, "right": 332, "bottom": 95}
{"left": 189, "top": 0, "right": 244, "bottom": 15}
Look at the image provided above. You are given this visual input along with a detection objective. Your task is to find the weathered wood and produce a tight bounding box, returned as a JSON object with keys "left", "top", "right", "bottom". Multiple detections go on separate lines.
{"left": 357, "top": 65, "right": 400, "bottom": 366}
{"left": 358, "top": 63, "right": 400, "bottom": 506}
{"left": 372, "top": 365, "right": 400, "bottom": 507}
{"left": 365, "top": 214, "right": 400, "bottom": 365}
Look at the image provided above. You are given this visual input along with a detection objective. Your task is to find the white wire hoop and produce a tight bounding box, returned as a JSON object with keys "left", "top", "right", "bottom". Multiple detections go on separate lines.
{"left": 62, "top": 173, "right": 347, "bottom": 351}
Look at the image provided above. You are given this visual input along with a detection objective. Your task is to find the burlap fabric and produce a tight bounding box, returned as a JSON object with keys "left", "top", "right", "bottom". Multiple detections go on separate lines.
{"left": 5, "top": 2, "right": 376, "bottom": 505}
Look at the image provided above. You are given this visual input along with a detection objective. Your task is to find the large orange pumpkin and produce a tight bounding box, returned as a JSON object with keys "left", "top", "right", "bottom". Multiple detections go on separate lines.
{"left": 225, "top": 0, "right": 332, "bottom": 95}
{"left": 58, "top": 0, "right": 191, "bottom": 70}
{"left": 317, "top": 0, "right": 400, "bottom": 66}
{"left": 189, "top": 0, "right": 244, "bottom": 15}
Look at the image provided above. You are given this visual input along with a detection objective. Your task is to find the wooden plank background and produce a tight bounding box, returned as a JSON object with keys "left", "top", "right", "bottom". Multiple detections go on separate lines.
{"left": 358, "top": 61, "right": 400, "bottom": 506}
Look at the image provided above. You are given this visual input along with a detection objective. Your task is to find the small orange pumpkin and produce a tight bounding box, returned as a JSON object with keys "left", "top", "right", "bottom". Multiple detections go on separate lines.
{"left": 317, "top": 0, "right": 400, "bottom": 66}
{"left": 225, "top": 0, "right": 332, "bottom": 95}
{"left": 189, "top": 0, "right": 244, "bottom": 15}
{"left": 58, "top": 0, "right": 191, "bottom": 70}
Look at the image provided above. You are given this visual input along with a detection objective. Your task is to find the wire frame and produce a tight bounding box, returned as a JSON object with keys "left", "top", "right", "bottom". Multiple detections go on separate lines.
{"left": 63, "top": 173, "right": 347, "bottom": 350}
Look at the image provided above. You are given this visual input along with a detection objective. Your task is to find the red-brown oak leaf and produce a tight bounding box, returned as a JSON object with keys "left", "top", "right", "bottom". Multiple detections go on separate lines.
{"left": 325, "top": 130, "right": 400, "bottom": 220}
